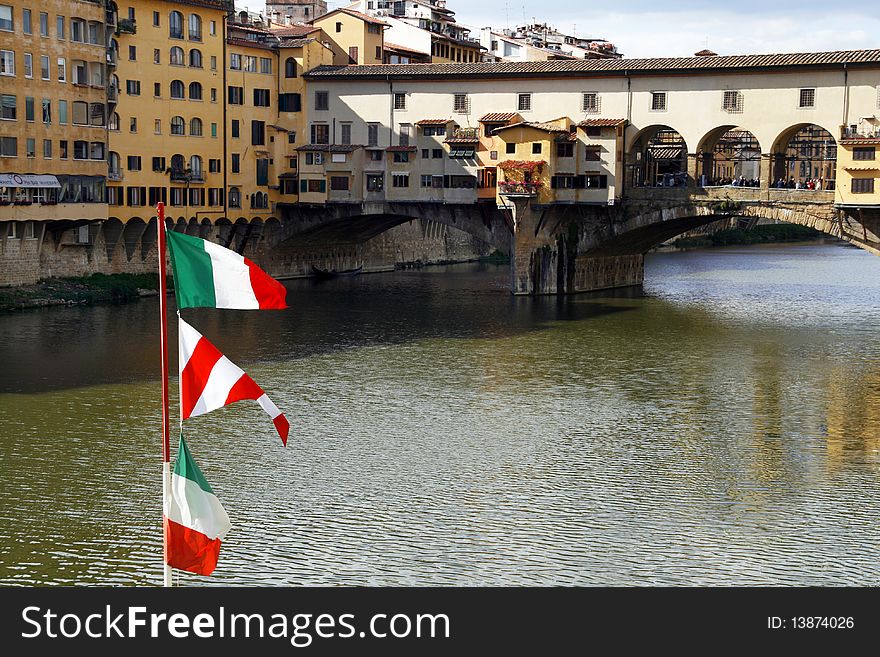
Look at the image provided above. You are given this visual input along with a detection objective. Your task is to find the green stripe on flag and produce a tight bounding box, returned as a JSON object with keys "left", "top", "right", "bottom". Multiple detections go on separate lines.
{"left": 175, "top": 434, "right": 214, "bottom": 494}
{"left": 166, "top": 230, "right": 217, "bottom": 309}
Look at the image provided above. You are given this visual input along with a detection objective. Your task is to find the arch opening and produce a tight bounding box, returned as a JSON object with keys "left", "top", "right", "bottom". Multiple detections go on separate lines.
{"left": 770, "top": 124, "right": 837, "bottom": 190}
{"left": 695, "top": 126, "right": 762, "bottom": 187}
{"left": 627, "top": 126, "right": 689, "bottom": 188}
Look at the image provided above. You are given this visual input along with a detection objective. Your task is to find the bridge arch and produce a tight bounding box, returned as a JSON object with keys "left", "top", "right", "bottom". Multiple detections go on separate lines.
{"left": 695, "top": 126, "right": 762, "bottom": 186}
{"left": 769, "top": 123, "right": 837, "bottom": 189}
{"left": 626, "top": 125, "right": 690, "bottom": 188}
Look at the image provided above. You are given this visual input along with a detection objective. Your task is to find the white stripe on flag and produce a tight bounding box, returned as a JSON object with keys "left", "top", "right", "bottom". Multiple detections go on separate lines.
{"left": 256, "top": 393, "right": 283, "bottom": 420}
{"left": 204, "top": 241, "right": 260, "bottom": 310}
{"left": 190, "top": 356, "right": 245, "bottom": 418}
{"left": 166, "top": 473, "right": 231, "bottom": 540}
{"left": 178, "top": 317, "right": 203, "bottom": 375}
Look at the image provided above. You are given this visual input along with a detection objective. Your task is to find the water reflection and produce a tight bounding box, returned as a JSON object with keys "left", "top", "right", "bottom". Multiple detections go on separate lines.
{"left": 1, "top": 243, "right": 880, "bottom": 586}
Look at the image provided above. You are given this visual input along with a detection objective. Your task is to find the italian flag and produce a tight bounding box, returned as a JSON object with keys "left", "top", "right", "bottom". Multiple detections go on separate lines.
{"left": 179, "top": 317, "right": 290, "bottom": 445}
{"left": 164, "top": 434, "right": 231, "bottom": 576}
{"left": 166, "top": 230, "right": 287, "bottom": 310}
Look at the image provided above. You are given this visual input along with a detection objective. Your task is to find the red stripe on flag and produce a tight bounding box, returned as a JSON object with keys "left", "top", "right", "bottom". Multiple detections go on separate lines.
{"left": 245, "top": 257, "right": 288, "bottom": 310}
{"left": 225, "top": 373, "right": 265, "bottom": 405}
{"left": 164, "top": 516, "right": 222, "bottom": 576}
{"left": 180, "top": 337, "right": 223, "bottom": 420}
{"left": 273, "top": 414, "right": 290, "bottom": 447}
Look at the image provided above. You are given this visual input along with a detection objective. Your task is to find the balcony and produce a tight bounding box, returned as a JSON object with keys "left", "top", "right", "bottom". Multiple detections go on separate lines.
{"left": 499, "top": 181, "right": 541, "bottom": 197}
{"left": 108, "top": 169, "right": 123, "bottom": 181}
{"left": 170, "top": 169, "right": 205, "bottom": 183}
{"left": 116, "top": 19, "right": 136, "bottom": 35}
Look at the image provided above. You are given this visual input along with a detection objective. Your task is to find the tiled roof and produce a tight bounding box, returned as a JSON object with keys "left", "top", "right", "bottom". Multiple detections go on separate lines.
{"left": 416, "top": 119, "right": 452, "bottom": 126}
{"left": 843, "top": 165, "right": 880, "bottom": 170}
{"left": 227, "top": 37, "right": 277, "bottom": 51}
{"left": 444, "top": 137, "right": 479, "bottom": 144}
{"left": 305, "top": 49, "right": 880, "bottom": 80}
{"left": 493, "top": 121, "right": 570, "bottom": 134}
{"left": 296, "top": 144, "right": 362, "bottom": 152}
{"left": 271, "top": 24, "right": 320, "bottom": 37}
{"left": 318, "top": 8, "right": 388, "bottom": 27}
{"left": 278, "top": 38, "right": 318, "bottom": 48}
{"left": 385, "top": 42, "right": 430, "bottom": 56}
{"left": 840, "top": 138, "right": 880, "bottom": 144}
{"left": 694, "top": 49, "right": 719, "bottom": 57}
{"left": 480, "top": 112, "right": 520, "bottom": 123}
{"left": 386, "top": 145, "right": 418, "bottom": 152}
{"left": 578, "top": 118, "right": 626, "bottom": 127}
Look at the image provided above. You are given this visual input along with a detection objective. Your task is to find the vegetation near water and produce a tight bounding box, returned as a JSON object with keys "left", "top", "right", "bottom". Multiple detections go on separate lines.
{"left": 673, "top": 223, "right": 826, "bottom": 249}
{"left": 0, "top": 273, "right": 159, "bottom": 311}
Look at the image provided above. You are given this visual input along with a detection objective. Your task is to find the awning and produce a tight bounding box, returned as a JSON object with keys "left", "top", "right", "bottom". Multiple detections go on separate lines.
{"left": 0, "top": 174, "right": 61, "bottom": 188}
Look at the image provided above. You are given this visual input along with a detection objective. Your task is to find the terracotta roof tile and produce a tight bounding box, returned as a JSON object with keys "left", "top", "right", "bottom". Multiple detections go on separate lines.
{"left": 480, "top": 112, "right": 520, "bottom": 123}
{"left": 493, "top": 121, "right": 570, "bottom": 134}
{"left": 305, "top": 49, "right": 880, "bottom": 80}
{"left": 578, "top": 118, "right": 626, "bottom": 127}
{"left": 271, "top": 24, "right": 321, "bottom": 37}
{"left": 416, "top": 119, "right": 452, "bottom": 126}
{"left": 386, "top": 145, "right": 418, "bottom": 152}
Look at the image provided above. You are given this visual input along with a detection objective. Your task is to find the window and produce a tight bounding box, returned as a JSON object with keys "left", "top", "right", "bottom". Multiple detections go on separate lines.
{"left": 190, "top": 155, "right": 202, "bottom": 178}
{"left": 126, "top": 80, "right": 140, "bottom": 95}
{"left": 252, "top": 120, "right": 265, "bottom": 146}
{"left": 304, "top": 152, "right": 323, "bottom": 165}
{"left": 230, "top": 53, "right": 241, "bottom": 70}
{"left": 154, "top": 118, "right": 160, "bottom": 134}
{"left": 454, "top": 94, "right": 468, "bottom": 113}
{"left": 228, "top": 86, "right": 243, "bottom": 105}
{"left": 189, "top": 49, "right": 202, "bottom": 68}
{"left": 244, "top": 56, "right": 257, "bottom": 72}
{"left": 393, "top": 92, "right": 406, "bottom": 110}
{"left": 59, "top": 100, "right": 67, "bottom": 125}
{"left": 189, "top": 81, "right": 202, "bottom": 100}
{"left": 330, "top": 176, "right": 349, "bottom": 191}
{"left": 552, "top": 175, "right": 576, "bottom": 189}
{"left": 90, "top": 102, "right": 104, "bottom": 126}
{"left": 336, "top": 21, "right": 342, "bottom": 33}
{"left": 399, "top": 124, "right": 410, "bottom": 147}
{"left": 71, "top": 18, "right": 83, "bottom": 42}
{"left": 170, "top": 46, "right": 184, "bottom": 65}
{"left": 260, "top": 57, "right": 271, "bottom": 74}
{"left": 532, "top": 143, "right": 542, "bottom": 154}
{"left": 169, "top": 187, "right": 185, "bottom": 206}
{"left": 0, "top": 50, "right": 13, "bottom": 76}
{"left": 506, "top": 143, "right": 516, "bottom": 154}
{"left": 853, "top": 147, "right": 876, "bottom": 161}
{"left": 0, "top": 136, "right": 16, "bottom": 156}
{"left": 127, "top": 155, "right": 141, "bottom": 171}
{"left": 228, "top": 187, "right": 241, "bottom": 207}
{"left": 154, "top": 49, "right": 161, "bottom": 64}
{"left": 254, "top": 88, "right": 270, "bottom": 107}
{"left": 72, "top": 101, "right": 87, "bottom": 125}
{"left": 0, "top": 4, "right": 10, "bottom": 31}
{"left": 585, "top": 147, "right": 601, "bottom": 162}
{"left": 421, "top": 148, "right": 429, "bottom": 158}
{"left": 348, "top": 46, "right": 358, "bottom": 64}
{"left": 129, "top": 116, "right": 136, "bottom": 132}
{"left": 366, "top": 174, "right": 383, "bottom": 192}
{"left": 231, "top": 154, "right": 240, "bottom": 174}
{"left": 433, "top": 148, "right": 443, "bottom": 159}
{"left": 341, "top": 123, "right": 352, "bottom": 145}
{"left": 25, "top": 96, "right": 34, "bottom": 121}
{"left": 57, "top": 58, "right": 65, "bottom": 82}
{"left": 315, "top": 91, "right": 328, "bottom": 110}
{"left": 209, "top": 20, "right": 216, "bottom": 36}
{"left": 41, "top": 139, "right": 51, "bottom": 159}
{"left": 152, "top": 156, "right": 166, "bottom": 172}
{"left": 127, "top": 187, "right": 145, "bottom": 207}
{"left": 279, "top": 93, "right": 301, "bottom": 112}
{"left": 393, "top": 151, "right": 410, "bottom": 163}
{"left": 170, "top": 80, "right": 184, "bottom": 98}
{"left": 56, "top": 16, "right": 64, "bottom": 39}
{"left": 40, "top": 55, "right": 49, "bottom": 80}
{"left": 311, "top": 123, "right": 329, "bottom": 145}
{"left": 23, "top": 53, "right": 31, "bottom": 78}
{"left": 722, "top": 90, "right": 743, "bottom": 112}
{"left": 73, "top": 140, "right": 88, "bottom": 159}
{"left": 154, "top": 82, "right": 161, "bottom": 97}
{"left": 285, "top": 57, "right": 297, "bottom": 78}
{"left": 153, "top": 11, "right": 159, "bottom": 26}
{"left": 392, "top": 173, "right": 409, "bottom": 188}
{"left": 128, "top": 8, "right": 135, "bottom": 21}
{"left": 0, "top": 94, "right": 15, "bottom": 120}
{"left": 209, "top": 158, "right": 220, "bottom": 173}
{"left": 41, "top": 98, "right": 50, "bottom": 124}
{"left": 208, "top": 188, "right": 222, "bottom": 206}
{"left": 583, "top": 92, "right": 599, "bottom": 113}
{"left": 129, "top": 46, "right": 136, "bottom": 61}
{"left": 170, "top": 116, "right": 184, "bottom": 135}
{"left": 651, "top": 91, "right": 667, "bottom": 111}
{"left": 210, "top": 55, "right": 216, "bottom": 70}
{"left": 231, "top": 120, "right": 239, "bottom": 138}
{"left": 190, "top": 117, "right": 202, "bottom": 136}
{"left": 188, "top": 14, "right": 201, "bottom": 41}
{"left": 39, "top": 12, "right": 47, "bottom": 36}
{"left": 210, "top": 122, "right": 216, "bottom": 138}
{"left": 518, "top": 93, "right": 531, "bottom": 111}
{"left": 23, "top": 8, "right": 31, "bottom": 34}
{"left": 58, "top": 140, "right": 66, "bottom": 159}
{"left": 556, "top": 142, "right": 574, "bottom": 158}
{"left": 169, "top": 11, "right": 183, "bottom": 39}
{"left": 368, "top": 123, "right": 379, "bottom": 147}
{"left": 852, "top": 178, "right": 875, "bottom": 193}
{"left": 799, "top": 88, "right": 815, "bottom": 108}
{"left": 584, "top": 174, "right": 608, "bottom": 189}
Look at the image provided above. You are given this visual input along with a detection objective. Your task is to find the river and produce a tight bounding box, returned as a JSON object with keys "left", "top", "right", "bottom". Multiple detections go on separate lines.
{"left": 1, "top": 241, "right": 879, "bottom": 586}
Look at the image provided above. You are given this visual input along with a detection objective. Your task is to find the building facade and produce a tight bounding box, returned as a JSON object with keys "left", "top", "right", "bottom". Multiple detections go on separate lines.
{"left": 266, "top": 0, "right": 326, "bottom": 24}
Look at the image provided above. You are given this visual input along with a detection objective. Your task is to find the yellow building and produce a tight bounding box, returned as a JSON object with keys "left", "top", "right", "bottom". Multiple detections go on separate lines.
{"left": 0, "top": 0, "right": 110, "bottom": 227}
{"left": 311, "top": 8, "right": 384, "bottom": 66}
{"left": 109, "top": 0, "right": 227, "bottom": 227}
{"left": 835, "top": 132, "right": 880, "bottom": 207}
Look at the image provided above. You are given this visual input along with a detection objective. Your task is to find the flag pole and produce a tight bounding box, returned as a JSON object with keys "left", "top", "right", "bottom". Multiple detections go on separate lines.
{"left": 157, "top": 202, "right": 173, "bottom": 588}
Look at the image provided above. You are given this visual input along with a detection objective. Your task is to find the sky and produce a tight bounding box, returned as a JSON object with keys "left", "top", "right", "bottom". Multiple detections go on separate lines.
{"left": 326, "top": 0, "right": 880, "bottom": 58}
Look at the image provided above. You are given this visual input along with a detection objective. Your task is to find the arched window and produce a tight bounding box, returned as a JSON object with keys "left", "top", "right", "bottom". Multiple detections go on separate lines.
{"left": 169, "top": 11, "right": 183, "bottom": 39}
{"left": 109, "top": 112, "right": 120, "bottom": 131}
{"left": 189, "top": 48, "right": 202, "bottom": 68}
{"left": 188, "top": 81, "right": 202, "bottom": 100}
{"left": 189, "top": 155, "right": 202, "bottom": 177}
{"left": 190, "top": 117, "right": 202, "bottom": 136}
{"left": 188, "top": 14, "right": 201, "bottom": 41}
{"left": 170, "top": 116, "right": 185, "bottom": 135}
{"left": 171, "top": 153, "right": 185, "bottom": 172}
{"left": 170, "top": 80, "right": 185, "bottom": 99}
{"left": 170, "top": 46, "right": 184, "bottom": 65}
{"left": 229, "top": 187, "right": 241, "bottom": 208}
{"left": 285, "top": 57, "right": 297, "bottom": 78}
{"left": 108, "top": 151, "right": 121, "bottom": 177}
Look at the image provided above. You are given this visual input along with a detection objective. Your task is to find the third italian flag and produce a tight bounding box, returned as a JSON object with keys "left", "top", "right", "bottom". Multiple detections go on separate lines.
{"left": 166, "top": 230, "right": 287, "bottom": 310}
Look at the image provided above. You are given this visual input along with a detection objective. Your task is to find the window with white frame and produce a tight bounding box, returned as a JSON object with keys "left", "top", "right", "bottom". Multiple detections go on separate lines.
{"left": 799, "top": 88, "right": 815, "bottom": 108}
{"left": 582, "top": 92, "right": 599, "bottom": 113}
{"left": 393, "top": 92, "right": 406, "bottom": 110}
{"left": 722, "top": 90, "right": 743, "bottom": 112}
{"left": 650, "top": 91, "right": 667, "bottom": 111}
{"left": 518, "top": 93, "right": 531, "bottom": 111}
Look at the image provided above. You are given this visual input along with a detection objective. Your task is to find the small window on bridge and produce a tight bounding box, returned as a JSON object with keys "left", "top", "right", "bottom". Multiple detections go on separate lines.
{"left": 853, "top": 147, "right": 875, "bottom": 161}
{"left": 852, "top": 178, "right": 875, "bottom": 194}
{"left": 799, "top": 88, "right": 815, "bottom": 108}
{"left": 650, "top": 91, "right": 667, "bottom": 111}
{"left": 722, "top": 90, "right": 743, "bottom": 113}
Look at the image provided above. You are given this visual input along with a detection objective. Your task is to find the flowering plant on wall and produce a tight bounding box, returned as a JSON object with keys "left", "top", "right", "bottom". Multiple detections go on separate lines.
{"left": 498, "top": 160, "right": 546, "bottom": 173}
{"left": 499, "top": 181, "right": 543, "bottom": 194}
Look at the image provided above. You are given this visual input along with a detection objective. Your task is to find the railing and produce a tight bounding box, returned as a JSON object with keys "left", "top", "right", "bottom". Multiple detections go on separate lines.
{"left": 116, "top": 18, "right": 136, "bottom": 35}
{"left": 108, "top": 169, "right": 123, "bottom": 181}
{"left": 499, "top": 181, "right": 541, "bottom": 196}
{"left": 841, "top": 126, "right": 880, "bottom": 140}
